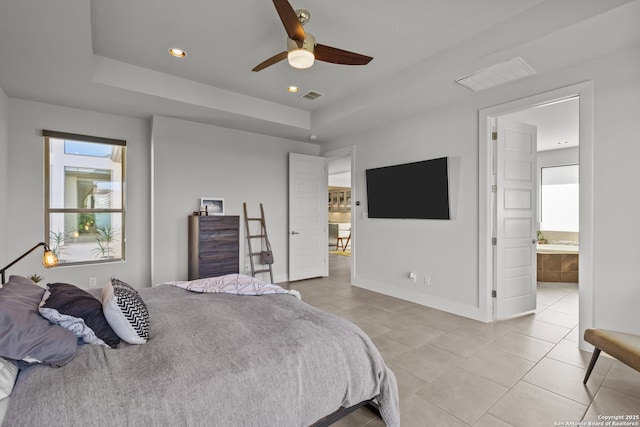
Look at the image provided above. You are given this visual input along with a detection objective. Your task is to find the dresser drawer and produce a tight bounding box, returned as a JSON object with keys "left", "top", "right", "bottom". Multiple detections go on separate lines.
{"left": 188, "top": 215, "right": 240, "bottom": 280}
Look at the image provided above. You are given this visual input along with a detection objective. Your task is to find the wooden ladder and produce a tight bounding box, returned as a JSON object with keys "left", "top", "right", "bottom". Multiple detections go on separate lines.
{"left": 243, "top": 202, "right": 274, "bottom": 283}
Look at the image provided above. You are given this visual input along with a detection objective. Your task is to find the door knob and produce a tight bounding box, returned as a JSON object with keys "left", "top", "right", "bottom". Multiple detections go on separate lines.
{"left": 291, "top": 231, "right": 300, "bottom": 235}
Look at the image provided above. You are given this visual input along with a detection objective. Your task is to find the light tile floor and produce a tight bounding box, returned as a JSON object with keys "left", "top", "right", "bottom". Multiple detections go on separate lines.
{"left": 283, "top": 254, "right": 640, "bottom": 426}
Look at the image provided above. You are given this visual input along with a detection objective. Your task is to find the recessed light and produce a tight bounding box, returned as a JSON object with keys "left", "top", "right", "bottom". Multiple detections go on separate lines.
{"left": 309, "top": 135, "right": 318, "bottom": 140}
{"left": 287, "top": 86, "right": 300, "bottom": 93}
{"left": 168, "top": 48, "right": 187, "bottom": 58}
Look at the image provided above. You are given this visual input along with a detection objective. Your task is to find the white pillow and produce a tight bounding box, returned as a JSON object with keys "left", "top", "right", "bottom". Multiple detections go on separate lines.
{"left": 102, "top": 277, "right": 149, "bottom": 345}
{"left": 0, "top": 357, "right": 18, "bottom": 400}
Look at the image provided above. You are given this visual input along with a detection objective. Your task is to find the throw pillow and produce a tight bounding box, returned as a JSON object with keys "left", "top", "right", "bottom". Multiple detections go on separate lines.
{"left": 39, "top": 282, "right": 121, "bottom": 348}
{"left": 102, "top": 277, "right": 149, "bottom": 344}
{"left": 0, "top": 275, "right": 77, "bottom": 367}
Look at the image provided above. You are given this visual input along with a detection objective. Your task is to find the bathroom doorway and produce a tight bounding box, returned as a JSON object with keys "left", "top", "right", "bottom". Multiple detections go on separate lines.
{"left": 478, "top": 82, "right": 594, "bottom": 344}
{"left": 502, "top": 97, "right": 580, "bottom": 290}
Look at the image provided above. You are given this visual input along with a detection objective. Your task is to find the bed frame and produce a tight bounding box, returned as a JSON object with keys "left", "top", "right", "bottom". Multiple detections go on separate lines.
{"left": 311, "top": 400, "right": 380, "bottom": 427}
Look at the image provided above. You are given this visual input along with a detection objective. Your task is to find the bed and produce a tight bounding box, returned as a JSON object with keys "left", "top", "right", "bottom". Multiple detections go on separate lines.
{"left": 0, "top": 275, "right": 399, "bottom": 426}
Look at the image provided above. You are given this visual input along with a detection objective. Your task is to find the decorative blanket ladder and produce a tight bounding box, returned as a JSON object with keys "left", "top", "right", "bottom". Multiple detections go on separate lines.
{"left": 243, "top": 203, "right": 274, "bottom": 283}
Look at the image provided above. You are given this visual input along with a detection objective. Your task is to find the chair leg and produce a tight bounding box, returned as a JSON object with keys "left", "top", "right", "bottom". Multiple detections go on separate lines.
{"left": 583, "top": 348, "right": 601, "bottom": 384}
{"left": 342, "top": 234, "right": 351, "bottom": 251}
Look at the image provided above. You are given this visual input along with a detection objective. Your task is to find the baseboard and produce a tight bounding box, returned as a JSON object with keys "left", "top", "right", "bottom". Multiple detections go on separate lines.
{"left": 351, "top": 276, "right": 490, "bottom": 322}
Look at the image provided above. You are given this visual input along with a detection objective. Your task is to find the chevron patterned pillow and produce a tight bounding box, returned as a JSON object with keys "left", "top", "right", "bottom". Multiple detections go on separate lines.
{"left": 102, "top": 277, "right": 149, "bottom": 344}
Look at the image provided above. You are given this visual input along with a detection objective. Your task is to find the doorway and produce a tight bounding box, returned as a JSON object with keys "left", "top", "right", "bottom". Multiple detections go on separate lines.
{"left": 478, "top": 82, "right": 594, "bottom": 348}
{"left": 502, "top": 97, "right": 580, "bottom": 293}
{"left": 324, "top": 147, "right": 355, "bottom": 279}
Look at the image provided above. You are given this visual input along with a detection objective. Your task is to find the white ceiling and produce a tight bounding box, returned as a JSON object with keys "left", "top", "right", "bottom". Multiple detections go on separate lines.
{"left": 1, "top": 0, "right": 639, "bottom": 143}
{"left": 503, "top": 97, "right": 579, "bottom": 152}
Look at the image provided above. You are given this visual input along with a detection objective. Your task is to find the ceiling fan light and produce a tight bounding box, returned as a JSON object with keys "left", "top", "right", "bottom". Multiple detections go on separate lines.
{"left": 288, "top": 49, "right": 314, "bottom": 69}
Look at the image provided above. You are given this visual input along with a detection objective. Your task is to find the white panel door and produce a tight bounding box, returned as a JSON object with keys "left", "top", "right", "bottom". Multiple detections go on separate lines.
{"left": 496, "top": 118, "right": 538, "bottom": 318}
{"left": 288, "top": 153, "right": 328, "bottom": 281}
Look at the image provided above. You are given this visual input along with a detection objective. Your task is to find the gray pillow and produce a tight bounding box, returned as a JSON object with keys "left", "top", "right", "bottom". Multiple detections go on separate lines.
{"left": 0, "top": 275, "right": 77, "bottom": 367}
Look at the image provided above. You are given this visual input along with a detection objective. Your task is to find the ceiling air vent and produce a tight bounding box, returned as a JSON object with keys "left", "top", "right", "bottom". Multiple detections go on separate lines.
{"left": 301, "top": 90, "right": 324, "bottom": 100}
{"left": 455, "top": 57, "right": 535, "bottom": 92}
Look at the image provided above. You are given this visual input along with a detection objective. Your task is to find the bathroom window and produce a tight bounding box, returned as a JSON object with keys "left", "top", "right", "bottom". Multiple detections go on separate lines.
{"left": 540, "top": 164, "right": 579, "bottom": 232}
{"left": 44, "top": 130, "right": 126, "bottom": 265}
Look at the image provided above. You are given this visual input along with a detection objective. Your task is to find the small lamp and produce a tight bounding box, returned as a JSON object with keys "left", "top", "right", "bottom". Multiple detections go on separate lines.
{"left": 0, "top": 242, "right": 58, "bottom": 285}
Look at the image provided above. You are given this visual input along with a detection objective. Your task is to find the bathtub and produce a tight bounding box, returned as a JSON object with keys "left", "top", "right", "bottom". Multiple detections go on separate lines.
{"left": 537, "top": 244, "right": 579, "bottom": 283}
{"left": 536, "top": 243, "right": 579, "bottom": 254}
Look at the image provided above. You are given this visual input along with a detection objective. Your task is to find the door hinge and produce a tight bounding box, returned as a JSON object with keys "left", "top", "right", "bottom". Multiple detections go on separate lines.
{"left": 491, "top": 290, "right": 497, "bottom": 298}
{"left": 491, "top": 184, "right": 497, "bottom": 193}
{"left": 492, "top": 237, "right": 497, "bottom": 245}
{"left": 492, "top": 131, "right": 497, "bottom": 140}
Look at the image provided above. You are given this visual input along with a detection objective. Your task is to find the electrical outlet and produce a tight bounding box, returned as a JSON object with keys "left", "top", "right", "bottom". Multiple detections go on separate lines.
{"left": 89, "top": 277, "right": 97, "bottom": 288}
{"left": 424, "top": 276, "right": 431, "bottom": 286}
{"left": 409, "top": 272, "right": 416, "bottom": 283}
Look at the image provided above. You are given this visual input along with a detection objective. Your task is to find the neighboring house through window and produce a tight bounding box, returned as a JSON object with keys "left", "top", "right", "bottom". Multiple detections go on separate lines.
{"left": 44, "top": 130, "right": 125, "bottom": 265}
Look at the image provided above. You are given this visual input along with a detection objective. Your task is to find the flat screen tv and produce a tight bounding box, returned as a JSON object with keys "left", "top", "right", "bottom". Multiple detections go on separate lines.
{"left": 365, "top": 157, "right": 450, "bottom": 220}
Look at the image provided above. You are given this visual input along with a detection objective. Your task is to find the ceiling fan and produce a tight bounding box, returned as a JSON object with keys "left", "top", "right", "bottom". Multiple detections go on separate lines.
{"left": 252, "top": 0, "right": 373, "bottom": 72}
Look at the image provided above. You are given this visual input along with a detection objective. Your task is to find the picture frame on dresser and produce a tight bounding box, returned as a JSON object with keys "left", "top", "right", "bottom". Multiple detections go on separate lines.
{"left": 200, "top": 197, "right": 224, "bottom": 215}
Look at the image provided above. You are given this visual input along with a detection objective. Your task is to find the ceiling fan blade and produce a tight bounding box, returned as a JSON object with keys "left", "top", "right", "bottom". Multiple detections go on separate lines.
{"left": 272, "top": 0, "right": 305, "bottom": 42}
{"left": 252, "top": 51, "right": 288, "bottom": 72}
{"left": 314, "top": 44, "right": 373, "bottom": 66}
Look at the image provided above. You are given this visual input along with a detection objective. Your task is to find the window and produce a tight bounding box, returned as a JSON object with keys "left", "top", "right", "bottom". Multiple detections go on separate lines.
{"left": 44, "top": 131, "right": 125, "bottom": 265}
{"left": 540, "top": 164, "right": 579, "bottom": 232}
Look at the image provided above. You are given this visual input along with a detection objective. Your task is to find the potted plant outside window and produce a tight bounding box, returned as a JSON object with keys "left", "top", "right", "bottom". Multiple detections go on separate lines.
{"left": 91, "top": 226, "right": 119, "bottom": 259}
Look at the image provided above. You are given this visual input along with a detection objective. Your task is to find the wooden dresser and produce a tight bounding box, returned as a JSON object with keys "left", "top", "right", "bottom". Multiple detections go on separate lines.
{"left": 188, "top": 215, "right": 240, "bottom": 280}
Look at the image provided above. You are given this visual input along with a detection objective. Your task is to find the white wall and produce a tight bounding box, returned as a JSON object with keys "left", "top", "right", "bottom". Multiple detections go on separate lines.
{"left": 328, "top": 173, "right": 351, "bottom": 188}
{"left": 6, "top": 99, "right": 151, "bottom": 288}
{"left": 590, "top": 49, "right": 640, "bottom": 334}
{"left": 150, "top": 116, "right": 320, "bottom": 285}
{"left": 325, "top": 102, "right": 480, "bottom": 318}
{"left": 0, "top": 86, "right": 8, "bottom": 265}
{"left": 322, "top": 46, "right": 640, "bottom": 333}
{"left": 537, "top": 147, "right": 579, "bottom": 168}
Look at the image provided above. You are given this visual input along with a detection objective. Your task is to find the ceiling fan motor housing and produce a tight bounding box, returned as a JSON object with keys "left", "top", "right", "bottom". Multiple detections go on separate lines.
{"left": 287, "top": 33, "right": 316, "bottom": 53}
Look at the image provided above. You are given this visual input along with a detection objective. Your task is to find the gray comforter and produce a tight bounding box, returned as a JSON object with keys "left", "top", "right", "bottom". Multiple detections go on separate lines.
{"left": 3, "top": 285, "right": 399, "bottom": 426}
